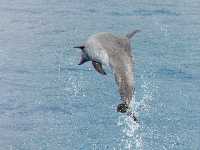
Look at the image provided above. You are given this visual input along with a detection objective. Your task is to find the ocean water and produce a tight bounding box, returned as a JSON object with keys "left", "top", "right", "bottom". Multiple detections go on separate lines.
{"left": 0, "top": 0, "right": 200, "bottom": 150}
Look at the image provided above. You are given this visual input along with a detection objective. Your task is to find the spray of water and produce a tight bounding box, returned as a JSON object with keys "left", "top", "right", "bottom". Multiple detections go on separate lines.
{"left": 116, "top": 75, "right": 154, "bottom": 150}
{"left": 116, "top": 96, "right": 143, "bottom": 150}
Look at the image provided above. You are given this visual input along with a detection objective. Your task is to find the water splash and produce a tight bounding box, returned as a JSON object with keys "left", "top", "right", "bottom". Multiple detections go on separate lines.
{"left": 135, "top": 77, "right": 154, "bottom": 113}
{"left": 116, "top": 75, "right": 155, "bottom": 150}
{"left": 117, "top": 97, "right": 143, "bottom": 150}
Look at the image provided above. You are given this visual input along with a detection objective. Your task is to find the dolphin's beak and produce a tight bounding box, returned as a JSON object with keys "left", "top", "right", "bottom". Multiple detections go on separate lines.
{"left": 73, "top": 46, "right": 85, "bottom": 50}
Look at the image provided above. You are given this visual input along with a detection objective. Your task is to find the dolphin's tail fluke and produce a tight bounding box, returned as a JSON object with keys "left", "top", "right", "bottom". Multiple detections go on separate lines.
{"left": 126, "top": 30, "right": 141, "bottom": 39}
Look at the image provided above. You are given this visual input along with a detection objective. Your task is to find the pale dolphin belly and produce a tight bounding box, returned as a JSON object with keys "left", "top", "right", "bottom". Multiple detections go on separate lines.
{"left": 85, "top": 36, "right": 109, "bottom": 66}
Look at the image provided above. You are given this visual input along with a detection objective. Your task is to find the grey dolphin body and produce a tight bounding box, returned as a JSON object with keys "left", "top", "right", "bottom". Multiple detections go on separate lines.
{"left": 74, "top": 30, "right": 140, "bottom": 114}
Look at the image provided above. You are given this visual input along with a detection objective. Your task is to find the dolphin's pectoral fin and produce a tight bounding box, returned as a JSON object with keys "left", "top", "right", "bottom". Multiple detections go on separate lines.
{"left": 92, "top": 61, "right": 106, "bottom": 75}
{"left": 79, "top": 55, "right": 88, "bottom": 65}
{"left": 78, "top": 53, "right": 90, "bottom": 65}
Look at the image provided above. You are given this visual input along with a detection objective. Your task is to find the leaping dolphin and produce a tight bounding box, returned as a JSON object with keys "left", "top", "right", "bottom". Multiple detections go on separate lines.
{"left": 74, "top": 30, "right": 140, "bottom": 116}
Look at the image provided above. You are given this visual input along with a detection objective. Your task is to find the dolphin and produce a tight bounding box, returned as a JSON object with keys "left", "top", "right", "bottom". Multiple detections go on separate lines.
{"left": 74, "top": 30, "right": 140, "bottom": 116}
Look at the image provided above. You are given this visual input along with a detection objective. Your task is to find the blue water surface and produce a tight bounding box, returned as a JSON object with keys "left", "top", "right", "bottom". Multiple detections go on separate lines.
{"left": 0, "top": 0, "right": 200, "bottom": 150}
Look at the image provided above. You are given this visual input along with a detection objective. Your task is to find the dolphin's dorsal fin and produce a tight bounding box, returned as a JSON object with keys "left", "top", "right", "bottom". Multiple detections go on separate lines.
{"left": 126, "top": 30, "right": 141, "bottom": 39}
